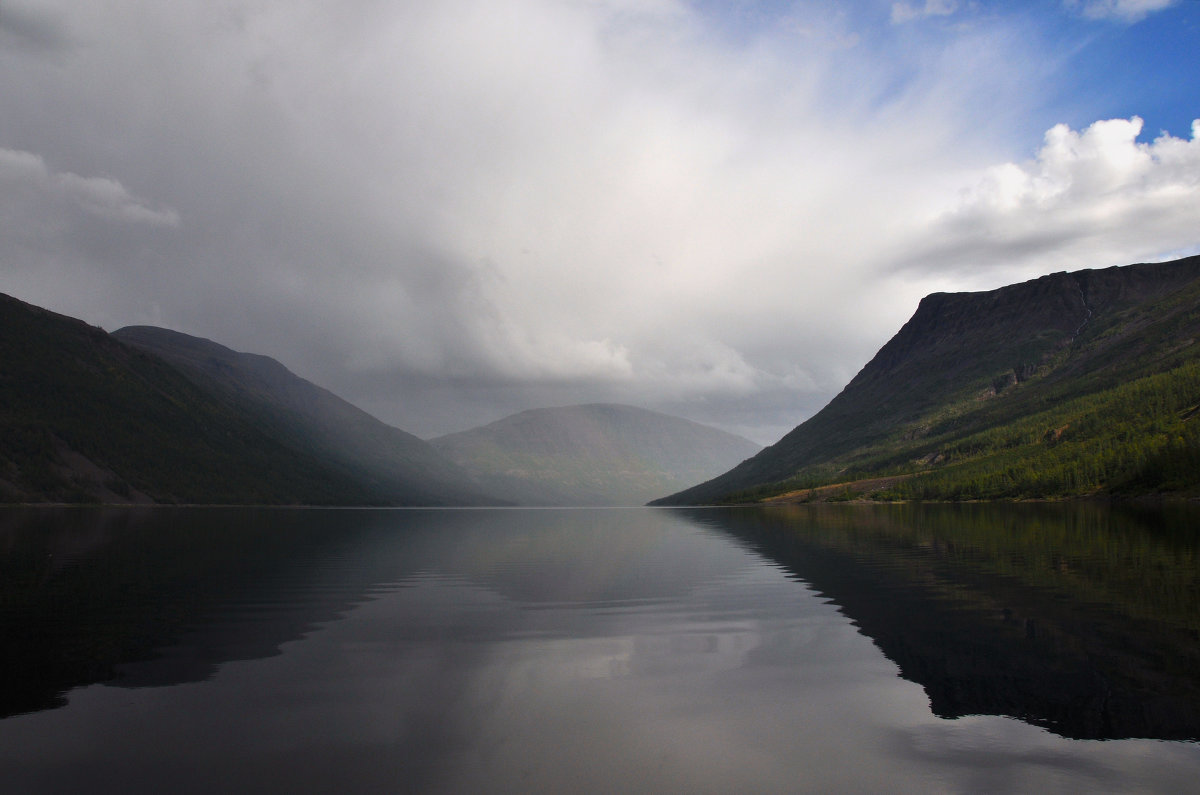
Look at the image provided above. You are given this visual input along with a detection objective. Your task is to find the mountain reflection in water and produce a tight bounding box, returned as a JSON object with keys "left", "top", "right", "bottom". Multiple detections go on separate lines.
{"left": 2, "top": 503, "right": 1200, "bottom": 794}
{"left": 688, "top": 502, "right": 1200, "bottom": 741}
{"left": 0, "top": 506, "right": 738, "bottom": 720}
{"left": 0, "top": 507, "right": 404, "bottom": 717}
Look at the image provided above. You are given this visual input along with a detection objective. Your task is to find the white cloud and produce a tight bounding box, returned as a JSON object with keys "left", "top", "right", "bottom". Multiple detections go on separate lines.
{"left": 0, "top": 147, "right": 179, "bottom": 226}
{"left": 54, "top": 173, "right": 181, "bottom": 227}
{"left": 903, "top": 117, "right": 1200, "bottom": 279}
{"left": 892, "top": 0, "right": 959, "bottom": 24}
{"left": 1066, "top": 0, "right": 1177, "bottom": 23}
{"left": 0, "top": 147, "right": 46, "bottom": 179}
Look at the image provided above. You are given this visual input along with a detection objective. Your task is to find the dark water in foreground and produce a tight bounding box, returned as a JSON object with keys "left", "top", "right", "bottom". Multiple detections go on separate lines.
{"left": 1, "top": 503, "right": 1198, "bottom": 793}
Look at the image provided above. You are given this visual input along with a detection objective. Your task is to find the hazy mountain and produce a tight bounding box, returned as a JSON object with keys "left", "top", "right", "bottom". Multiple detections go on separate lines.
{"left": 112, "top": 325, "right": 498, "bottom": 506}
{"left": 0, "top": 293, "right": 364, "bottom": 504}
{"left": 0, "top": 292, "right": 495, "bottom": 505}
{"left": 655, "top": 255, "right": 1200, "bottom": 504}
{"left": 430, "top": 404, "right": 760, "bottom": 506}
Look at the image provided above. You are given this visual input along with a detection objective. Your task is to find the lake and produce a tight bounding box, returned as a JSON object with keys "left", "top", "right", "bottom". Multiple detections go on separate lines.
{"left": 1, "top": 503, "right": 1198, "bottom": 793}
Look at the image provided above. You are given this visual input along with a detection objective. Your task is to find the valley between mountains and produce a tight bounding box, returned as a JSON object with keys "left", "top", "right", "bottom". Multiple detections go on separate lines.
{"left": 0, "top": 294, "right": 756, "bottom": 506}
{"left": 4, "top": 254, "right": 1199, "bottom": 506}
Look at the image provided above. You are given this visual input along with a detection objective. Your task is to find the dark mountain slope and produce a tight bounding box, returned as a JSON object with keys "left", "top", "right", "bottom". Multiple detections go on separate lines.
{"left": 112, "top": 326, "right": 497, "bottom": 506}
{"left": 430, "top": 404, "right": 760, "bottom": 506}
{"left": 0, "top": 294, "right": 382, "bottom": 504}
{"left": 655, "top": 255, "right": 1200, "bottom": 504}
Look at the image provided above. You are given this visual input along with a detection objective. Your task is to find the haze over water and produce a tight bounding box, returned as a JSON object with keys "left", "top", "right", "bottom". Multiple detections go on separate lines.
{"left": 0, "top": 504, "right": 1197, "bottom": 793}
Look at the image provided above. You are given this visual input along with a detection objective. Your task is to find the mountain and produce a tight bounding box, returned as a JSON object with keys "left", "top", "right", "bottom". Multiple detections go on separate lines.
{"left": 654, "top": 255, "right": 1200, "bottom": 504}
{"left": 111, "top": 325, "right": 498, "bottom": 506}
{"left": 429, "top": 404, "right": 760, "bottom": 505}
{"left": 0, "top": 292, "right": 494, "bottom": 505}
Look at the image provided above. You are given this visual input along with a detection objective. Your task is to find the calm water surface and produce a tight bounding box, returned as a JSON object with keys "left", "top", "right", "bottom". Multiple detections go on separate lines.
{"left": 0, "top": 503, "right": 1198, "bottom": 793}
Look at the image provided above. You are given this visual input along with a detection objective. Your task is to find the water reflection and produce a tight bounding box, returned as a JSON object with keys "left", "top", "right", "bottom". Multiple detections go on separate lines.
{"left": 0, "top": 507, "right": 748, "bottom": 719}
{"left": 0, "top": 507, "right": 397, "bottom": 716}
{"left": 1, "top": 504, "right": 1199, "bottom": 792}
{"left": 690, "top": 502, "right": 1200, "bottom": 741}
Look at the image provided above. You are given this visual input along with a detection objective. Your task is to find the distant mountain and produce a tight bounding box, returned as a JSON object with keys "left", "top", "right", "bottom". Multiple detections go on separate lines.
{"left": 112, "top": 325, "right": 498, "bottom": 506}
{"left": 0, "top": 292, "right": 495, "bottom": 505}
{"left": 430, "top": 404, "right": 760, "bottom": 506}
{"left": 655, "top": 255, "right": 1200, "bottom": 504}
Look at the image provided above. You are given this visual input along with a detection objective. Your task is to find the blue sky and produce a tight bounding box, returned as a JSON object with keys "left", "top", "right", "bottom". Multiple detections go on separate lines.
{"left": 698, "top": 0, "right": 1199, "bottom": 140}
{"left": 1, "top": 0, "right": 1197, "bottom": 443}
{"left": 1026, "top": 1, "right": 1198, "bottom": 138}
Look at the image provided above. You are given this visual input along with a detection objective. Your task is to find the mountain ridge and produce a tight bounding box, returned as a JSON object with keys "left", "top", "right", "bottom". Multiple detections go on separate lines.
{"left": 0, "top": 293, "right": 498, "bottom": 505}
{"left": 0, "top": 293, "right": 377, "bottom": 505}
{"left": 653, "top": 255, "right": 1200, "bottom": 504}
{"left": 113, "top": 325, "right": 497, "bottom": 506}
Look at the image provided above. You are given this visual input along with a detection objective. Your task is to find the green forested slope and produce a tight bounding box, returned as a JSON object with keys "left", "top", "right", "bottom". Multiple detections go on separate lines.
{"left": 848, "top": 360, "right": 1200, "bottom": 501}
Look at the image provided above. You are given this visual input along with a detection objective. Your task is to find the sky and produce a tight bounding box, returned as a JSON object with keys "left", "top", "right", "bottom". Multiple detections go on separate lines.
{"left": 1, "top": 0, "right": 1198, "bottom": 445}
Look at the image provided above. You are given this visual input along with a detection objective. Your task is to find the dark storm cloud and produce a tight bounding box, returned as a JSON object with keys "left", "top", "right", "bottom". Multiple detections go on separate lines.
{"left": 0, "top": 2, "right": 70, "bottom": 51}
